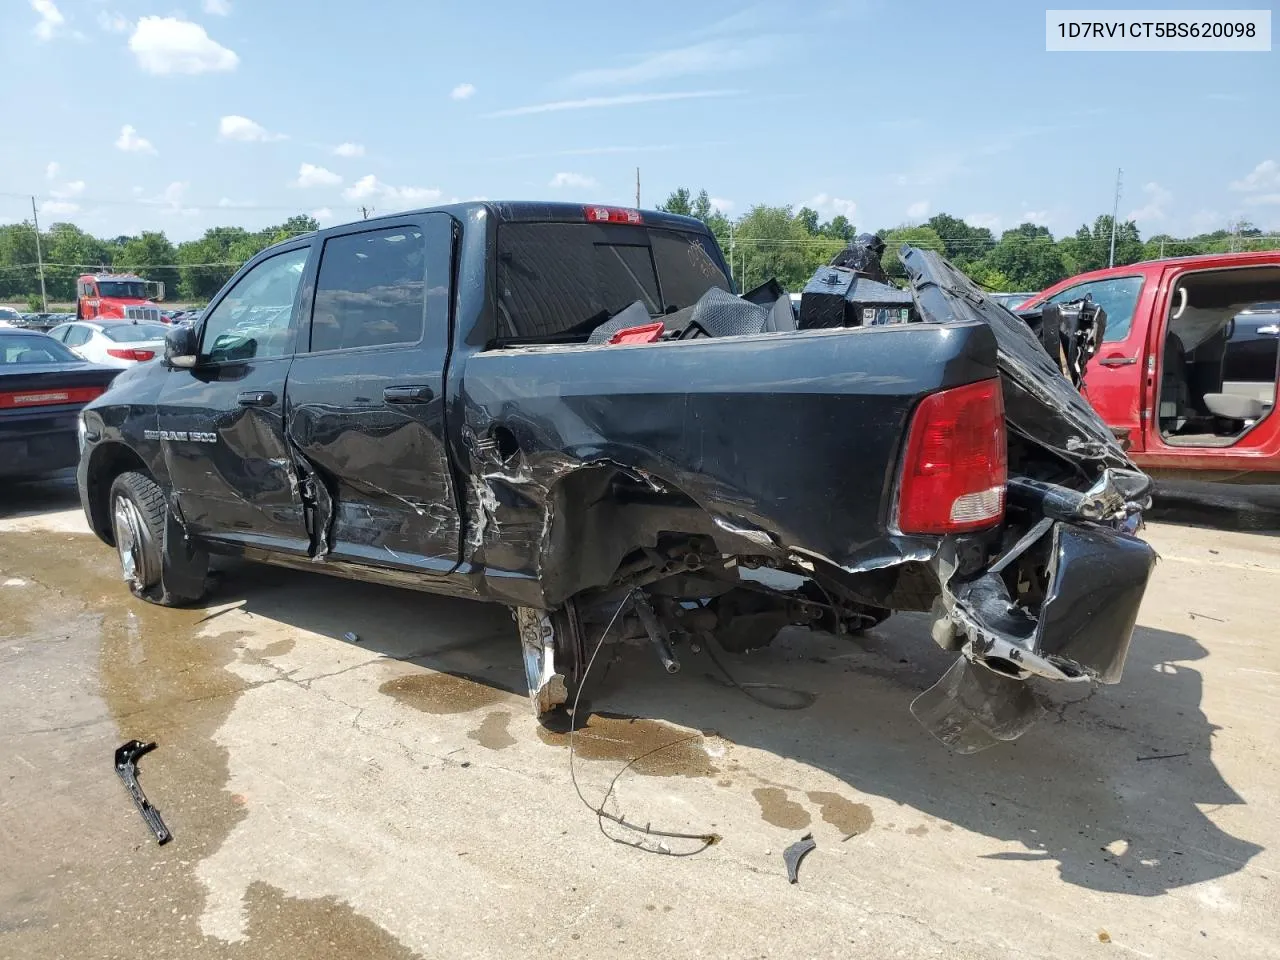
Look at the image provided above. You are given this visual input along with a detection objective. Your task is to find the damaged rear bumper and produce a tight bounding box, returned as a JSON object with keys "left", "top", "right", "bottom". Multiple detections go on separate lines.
{"left": 916, "top": 473, "right": 1157, "bottom": 752}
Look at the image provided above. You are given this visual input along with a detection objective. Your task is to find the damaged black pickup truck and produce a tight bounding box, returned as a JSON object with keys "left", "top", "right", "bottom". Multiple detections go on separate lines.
{"left": 77, "top": 201, "right": 1156, "bottom": 752}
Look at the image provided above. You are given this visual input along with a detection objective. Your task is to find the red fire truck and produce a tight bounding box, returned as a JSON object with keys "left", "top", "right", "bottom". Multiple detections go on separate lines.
{"left": 75, "top": 273, "right": 166, "bottom": 323}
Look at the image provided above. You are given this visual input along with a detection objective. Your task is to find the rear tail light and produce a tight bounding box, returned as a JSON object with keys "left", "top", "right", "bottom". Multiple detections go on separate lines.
{"left": 606, "top": 321, "right": 665, "bottom": 345}
{"left": 107, "top": 348, "right": 155, "bottom": 361}
{"left": 584, "top": 205, "right": 643, "bottom": 224}
{"left": 0, "top": 386, "right": 106, "bottom": 409}
{"left": 896, "top": 378, "right": 1007, "bottom": 535}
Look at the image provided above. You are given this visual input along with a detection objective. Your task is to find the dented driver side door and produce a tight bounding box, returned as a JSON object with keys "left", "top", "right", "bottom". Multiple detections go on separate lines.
{"left": 282, "top": 214, "right": 461, "bottom": 573}
{"left": 156, "top": 243, "right": 313, "bottom": 555}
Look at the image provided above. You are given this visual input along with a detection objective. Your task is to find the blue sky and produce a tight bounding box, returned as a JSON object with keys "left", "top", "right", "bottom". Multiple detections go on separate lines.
{"left": 3, "top": 0, "right": 1277, "bottom": 242}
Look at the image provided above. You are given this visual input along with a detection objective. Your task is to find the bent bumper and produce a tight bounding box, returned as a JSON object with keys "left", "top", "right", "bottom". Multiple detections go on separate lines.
{"left": 917, "top": 517, "right": 1156, "bottom": 753}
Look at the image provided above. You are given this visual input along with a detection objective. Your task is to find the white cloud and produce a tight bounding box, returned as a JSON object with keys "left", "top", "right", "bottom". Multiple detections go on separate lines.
{"left": 115, "top": 125, "right": 157, "bottom": 155}
{"left": 965, "top": 213, "right": 1002, "bottom": 231}
{"left": 332, "top": 142, "right": 365, "bottom": 158}
{"left": 141, "top": 181, "right": 197, "bottom": 217}
{"left": 1127, "top": 181, "right": 1171, "bottom": 223}
{"left": 40, "top": 200, "right": 80, "bottom": 217}
{"left": 292, "top": 163, "right": 342, "bottom": 188}
{"left": 804, "top": 193, "right": 857, "bottom": 219}
{"left": 45, "top": 161, "right": 60, "bottom": 180}
{"left": 203, "top": 0, "right": 232, "bottom": 14}
{"left": 50, "top": 180, "right": 85, "bottom": 199}
{"left": 548, "top": 172, "right": 597, "bottom": 189}
{"left": 708, "top": 197, "right": 734, "bottom": 213}
{"left": 484, "top": 90, "right": 737, "bottom": 118}
{"left": 1244, "top": 193, "right": 1280, "bottom": 206}
{"left": 311, "top": 207, "right": 336, "bottom": 223}
{"left": 97, "top": 10, "right": 130, "bottom": 33}
{"left": 566, "top": 39, "right": 770, "bottom": 87}
{"left": 1019, "top": 210, "right": 1049, "bottom": 224}
{"left": 129, "top": 16, "right": 239, "bottom": 75}
{"left": 906, "top": 200, "right": 930, "bottom": 220}
{"left": 450, "top": 83, "right": 476, "bottom": 101}
{"left": 341, "top": 175, "right": 441, "bottom": 210}
{"left": 1230, "top": 159, "right": 1280, "bottom": 193}
{"left": 219, "top": 115, "right": 285, "bottom": 142}
{"left": 31, "top": 0, "right": 65, "bottom": 41}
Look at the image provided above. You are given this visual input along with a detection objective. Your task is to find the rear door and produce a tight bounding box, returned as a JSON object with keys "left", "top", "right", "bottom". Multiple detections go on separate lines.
{"left": 284, "top": 214, "right": 461, "bottom": 572}
{"left": 1043, "top": 274, "right": 1152, "bottom": 450}
{"left": 156, "top": 242, "right": 312, "bottom": 553}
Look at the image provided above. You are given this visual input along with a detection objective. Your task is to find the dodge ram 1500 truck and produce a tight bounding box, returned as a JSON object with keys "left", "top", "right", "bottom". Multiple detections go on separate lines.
{"left": 77, "top": 201, "right": 1156, "bottom": 752}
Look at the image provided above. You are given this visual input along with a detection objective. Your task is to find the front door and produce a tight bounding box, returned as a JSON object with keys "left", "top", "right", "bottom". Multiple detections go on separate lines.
{"left": 284, "top": 214, "right": 461, "bottom": 572}
{"left": 1043, "top": 274, "right": 1151, "bottom": 450}
{"left": 157, "top": 243, "right": 312, "bottom": 554}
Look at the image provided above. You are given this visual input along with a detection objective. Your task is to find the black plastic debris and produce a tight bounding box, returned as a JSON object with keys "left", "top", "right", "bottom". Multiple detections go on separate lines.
{"left": 114, "top": 740, "right": 172, "bottom": 845}
{"left": 783, "top": 832, "right": 816, "bottom": 884}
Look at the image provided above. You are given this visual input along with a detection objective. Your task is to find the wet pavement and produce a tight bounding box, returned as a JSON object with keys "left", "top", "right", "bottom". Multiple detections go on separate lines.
{"left": 1, "top": 476, "right": 1278, "bottom": 959}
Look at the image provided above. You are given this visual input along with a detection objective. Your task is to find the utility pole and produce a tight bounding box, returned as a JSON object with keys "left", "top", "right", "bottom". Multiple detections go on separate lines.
{"left": 30, "top": 196, "right": 48, "bottom": 312}
{"left": 635, "top": 167, "right": 640, "bottom": 208}
{"left": 1108, "top": 167, "right": 1123, "bottom": 268}
{"left": 360, "top": 205, "right": 373, "bottom": 220}
{"left": 727, "top": 221, "right": 735, "bottom": 284}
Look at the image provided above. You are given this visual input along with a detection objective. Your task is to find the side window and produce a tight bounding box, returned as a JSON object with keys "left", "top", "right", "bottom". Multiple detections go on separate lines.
{"left": 200, "top": 247, "right": 309, "bottom": 363}
{"left": 1049, "top": 276, "right": 1144, "bottom": 342}
{"left": 49, "top": 324, "right": 69, "bottom": 342}
{"left": 65, "top": 325, "right": 91, "bottom": 347}
{"left": 310, "top": 224, "right": 431, "bottom": 352}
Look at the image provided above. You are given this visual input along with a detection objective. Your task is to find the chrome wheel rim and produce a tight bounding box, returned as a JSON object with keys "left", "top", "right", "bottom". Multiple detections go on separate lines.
{"left": 111, "top": 495, "right": 150, "bottom": 590}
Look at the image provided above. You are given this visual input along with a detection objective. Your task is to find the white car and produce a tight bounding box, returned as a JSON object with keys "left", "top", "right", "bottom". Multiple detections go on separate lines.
{"left": 48, "top": 320, "right": 169, "bottom": 368}
{"left": 0, "top": 306, "right": 20, "bottom": 328}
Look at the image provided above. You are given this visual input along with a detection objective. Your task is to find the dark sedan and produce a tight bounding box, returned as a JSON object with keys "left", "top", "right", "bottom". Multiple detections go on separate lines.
{"left": 0, "top": 331, "right": 122, "bottom": 479}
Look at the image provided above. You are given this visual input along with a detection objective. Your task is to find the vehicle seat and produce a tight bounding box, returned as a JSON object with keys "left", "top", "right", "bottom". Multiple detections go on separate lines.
{"left": 1203, "top": 393, "right": 1265, "bottom": 422}
{"left": 1159, "top": 332, "right": 1191, "bottom": 427}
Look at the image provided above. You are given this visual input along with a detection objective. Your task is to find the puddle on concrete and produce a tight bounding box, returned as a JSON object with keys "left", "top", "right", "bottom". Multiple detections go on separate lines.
{"left": 807, "top": 790, "right": 874, "bottom": 837}
{"left": 235, "top": 881, "right": 422, "bottom": 959}
{"left": 537, "top": 713, "right": 717, "bottom": 778}
{"left": 380, "top": 671, "right": 514, "bottom": 714}
{"left": 906, "top": 824, "right": 929, "bottom": 836}
{"left": 752, "top": 786, "right": 812, "bottom": 830}
{"left": 259, "top": 637, "right": 296, "bottom": 659}
{"left": 468, "top": 710, "right": 516, "bottom": 750}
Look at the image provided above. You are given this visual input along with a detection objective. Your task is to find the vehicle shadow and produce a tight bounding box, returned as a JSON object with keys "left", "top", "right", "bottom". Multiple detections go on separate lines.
{"left": 0, "top": 472, "right": 81, "bottom": 520}
{"left": 208, "top": 559, "right": 1261, "bottom": 899}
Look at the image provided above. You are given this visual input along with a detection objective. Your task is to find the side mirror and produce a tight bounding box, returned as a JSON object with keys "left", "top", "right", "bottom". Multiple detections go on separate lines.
{"left": 164, "top": 323, "right": 200, "bottom": 369}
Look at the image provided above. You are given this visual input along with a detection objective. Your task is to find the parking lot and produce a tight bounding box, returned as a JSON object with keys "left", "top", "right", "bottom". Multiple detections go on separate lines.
{"left": 1, "top": 478, "right": 1277, "bottom": 960}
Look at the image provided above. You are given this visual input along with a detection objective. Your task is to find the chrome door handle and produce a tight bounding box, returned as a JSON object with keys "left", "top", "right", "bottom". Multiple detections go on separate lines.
{"left": 1257, "top": 324, "right": 1280, "bottom": 336}
{"left": 1096, "top": 356, "right": 1138, "bottom": 367}
{"left": 383, "top": 385, "right": 434, "bottom": 404}
{"left": 236, "top": 390, "right": 276, "bottom": 407}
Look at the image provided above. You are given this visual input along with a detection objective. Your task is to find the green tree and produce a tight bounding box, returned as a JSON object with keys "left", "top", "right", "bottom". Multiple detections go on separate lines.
{"left": 658, "top": 188, "right": 693, "bottom": 216}
{"left": 114, "top": 231, "right": 179, "bottom": 300}
{"left": 0, "top": 222, "right": 40, "bottom": 300}
{"left": 878, "top": 225, "right": 945, "bottom": 279}
{"left": 1058, "top": 215, "right": 1143, "bottom": 273}
{"left": 925, "top": 213, "right": 995, "bottom": 267}
{"left": 985, "top": 223, "right": 1068, "bottom": 290}
{"left": 819, "top": 215, "right": 854, "bottom": 242}
{"left": 734, "top": 205, "right": 842, "bottom": 290}
{"left": 796, "top": 206, "right": 820, "bottom": 234}
{"left": 44, "top": 223, "right": 111, "bottom": 300}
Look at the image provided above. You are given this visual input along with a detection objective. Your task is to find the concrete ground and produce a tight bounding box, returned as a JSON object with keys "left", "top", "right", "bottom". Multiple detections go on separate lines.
{"left": 1, "top": 478, "right": 1277, "bottom": 960}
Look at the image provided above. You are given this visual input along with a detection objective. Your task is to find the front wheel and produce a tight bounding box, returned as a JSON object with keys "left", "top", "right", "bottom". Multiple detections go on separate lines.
{"left": 109, "top": 471, "right": 208, "bottom": 607}
{"left": 515, "top": 600, "right": 586, "bottom": 717}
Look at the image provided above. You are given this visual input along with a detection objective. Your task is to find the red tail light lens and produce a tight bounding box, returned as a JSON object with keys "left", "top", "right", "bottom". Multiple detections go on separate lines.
{"left": 896, "top": 378, "right": 1007, "bottom": 534}
{"left": 584, "top": 205, "right": 643, "bottom": 224}
{"left": 0, "top": 386, "right": 105, "bottom": 409}
{"left": 107, "top": 348, "right": 155, "bottom": 361}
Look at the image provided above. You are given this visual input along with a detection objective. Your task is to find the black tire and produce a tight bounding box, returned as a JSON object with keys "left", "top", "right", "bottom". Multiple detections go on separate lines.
{"left": 108, "top": 471, "right": 208, "bottom": 606}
